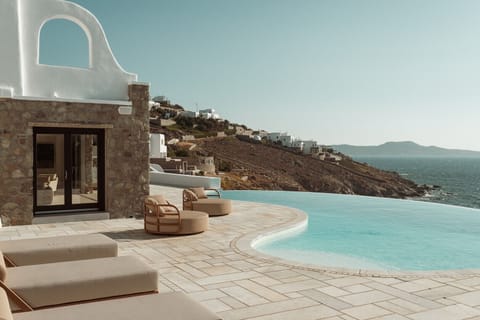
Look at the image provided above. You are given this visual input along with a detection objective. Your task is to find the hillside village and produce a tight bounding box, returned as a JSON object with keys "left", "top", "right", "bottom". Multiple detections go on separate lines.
{"left": 149, "top": 96, "right": 343, "bottom": 166}
{"left": 148, "top": 97, "right": 428, "bottom": 198}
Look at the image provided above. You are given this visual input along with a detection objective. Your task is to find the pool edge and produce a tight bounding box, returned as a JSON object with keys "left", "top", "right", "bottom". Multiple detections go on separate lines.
{"left": 230, "top": 199, "right": 480, "bottom": 278}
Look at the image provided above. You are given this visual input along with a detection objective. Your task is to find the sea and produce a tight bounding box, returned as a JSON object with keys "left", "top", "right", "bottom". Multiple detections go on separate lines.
{"left": 355, "top": 157, "right": 480, "bottom": 210}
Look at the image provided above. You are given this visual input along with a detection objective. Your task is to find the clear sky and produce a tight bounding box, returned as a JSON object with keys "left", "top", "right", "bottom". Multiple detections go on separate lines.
{"left": 40, "top": 0, "right": 480, "bottom": 151}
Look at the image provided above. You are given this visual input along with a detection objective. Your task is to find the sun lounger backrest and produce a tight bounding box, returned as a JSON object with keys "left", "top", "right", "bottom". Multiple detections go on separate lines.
{"left": 0, "top": 252, "right": 7, "bottom": 282}
{"left": 0, "top": 287, "right": 13, "bottom": 320}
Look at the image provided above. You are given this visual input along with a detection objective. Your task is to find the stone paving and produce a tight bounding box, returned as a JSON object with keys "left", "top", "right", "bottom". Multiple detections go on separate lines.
{"left": 1, "top": 185, "right": 480, "bottom": 319}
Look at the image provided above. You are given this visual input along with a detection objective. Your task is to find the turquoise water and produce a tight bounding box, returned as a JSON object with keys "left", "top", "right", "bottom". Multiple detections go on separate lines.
{"left": 223, "top": 190, "right": 480, "bottom": 271}
{"left": 356, "top": 157, "right": 480, "bottom": 209}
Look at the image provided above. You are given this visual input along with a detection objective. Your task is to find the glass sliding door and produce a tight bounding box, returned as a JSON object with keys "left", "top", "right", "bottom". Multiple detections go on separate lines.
{"left": 34, "top": 128, "right": 105, "bottom": 214}
{"left": 71, "top": 134, "right": 98, "bottom": 205}
{"left": 35, "top": 134, "right": 65, "bottom": 207}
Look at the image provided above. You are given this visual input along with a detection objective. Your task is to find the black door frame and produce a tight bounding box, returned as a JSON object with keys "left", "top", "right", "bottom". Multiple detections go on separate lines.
{"left": 33, "top": 127, "right": 105, "bottom": 214}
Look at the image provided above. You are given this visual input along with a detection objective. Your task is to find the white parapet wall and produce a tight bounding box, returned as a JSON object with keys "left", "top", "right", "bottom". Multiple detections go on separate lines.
{"left": 150, "top": 171, "right": 221, "bottom": 189}
{"left": 0, "top": 0, "right": 137, "bottom": 102}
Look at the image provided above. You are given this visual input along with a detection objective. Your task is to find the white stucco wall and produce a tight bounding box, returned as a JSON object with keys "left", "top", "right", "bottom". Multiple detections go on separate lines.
{"left": 0, "top": 0, "right": 22, "bottom": 97}
{"left": 292, "top": 140, "right": 304, "bottom": 150}
{"left": 0, "top": 0, "right": 137, "bottom": 102}
{"left": 303, "top": 140, "right": 318, "bottom": 154}
{"left": 267, "top": 132, "right": 282, "bottom": 142}
{"left": 150, "top": 133, "right": 167, "bottom": 159}
{"left": 150, "top": 171, "right": 221, "bottom": 189}
{"left": 279, "top": 135, "right": 295, "bottom": 147}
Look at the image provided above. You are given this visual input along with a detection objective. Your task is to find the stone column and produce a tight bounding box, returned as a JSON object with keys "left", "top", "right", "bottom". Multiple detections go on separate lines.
{"left": 0, "top": 99, "right": 34, "bottom": 225}
{"left": 106, "top": 83, "right": 150, "bottom": 218}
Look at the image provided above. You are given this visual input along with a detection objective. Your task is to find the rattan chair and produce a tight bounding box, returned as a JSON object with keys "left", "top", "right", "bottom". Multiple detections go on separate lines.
{"left": 182, "top": 188, "right": 232, "bottom": 217}
{"left": 143, "top": 195, "right": 208, "bottom": 235}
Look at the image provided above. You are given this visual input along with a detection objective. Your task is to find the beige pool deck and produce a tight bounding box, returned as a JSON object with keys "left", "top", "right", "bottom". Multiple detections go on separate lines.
{"left": 2, "top": 185, "right": 480, "bottom": 320}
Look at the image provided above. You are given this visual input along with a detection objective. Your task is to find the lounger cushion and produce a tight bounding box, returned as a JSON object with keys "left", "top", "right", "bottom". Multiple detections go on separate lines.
{"left": 0, "top": 234, "right": 118, "bottom": 266}
{"left": 6, "top": 256, "right": 158, "bottom": 311}
{"left": 0, "top": 251, "right": 7, "bottom": 282}
{"left": 192, "top": 199, "right": 232, "bottom": 216}
{"left": 11, "top": 292, "right": 220, "bottom": 320}
{"left": 0, "top": 287, "right": 12, "bottom": 320}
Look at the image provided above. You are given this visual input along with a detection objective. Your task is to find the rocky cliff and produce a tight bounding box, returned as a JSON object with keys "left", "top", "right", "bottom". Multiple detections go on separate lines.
{"left": 196, "top": 137, "right": 428, "bottom": 198}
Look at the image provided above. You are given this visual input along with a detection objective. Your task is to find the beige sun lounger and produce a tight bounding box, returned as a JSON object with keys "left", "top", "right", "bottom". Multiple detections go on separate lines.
{"left": 0, "top": 287, "right": 221, "bottom": 320}
{"left": 0, "top": 252, "right": 157, "bottom": 312}
{"left": 0, "top": 234, "right": 118, "bottom": 267}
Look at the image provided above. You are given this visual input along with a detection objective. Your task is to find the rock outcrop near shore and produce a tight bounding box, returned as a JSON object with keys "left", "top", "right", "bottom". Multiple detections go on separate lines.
{"left": 197, "top": 137, "right": 428, "bottom": 199}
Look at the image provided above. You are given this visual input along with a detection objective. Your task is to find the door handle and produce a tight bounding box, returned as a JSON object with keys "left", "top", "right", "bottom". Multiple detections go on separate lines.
{"left": 65, "top": 170, "right": 68, "bottom": 181}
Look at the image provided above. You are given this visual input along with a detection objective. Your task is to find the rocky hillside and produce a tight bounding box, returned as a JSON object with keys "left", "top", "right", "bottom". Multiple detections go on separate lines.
{"left": 196, "top": 137, "right": 428, "bottom": 198}
{"left": 150, "top": 110, "right": 428, "bottom": 198}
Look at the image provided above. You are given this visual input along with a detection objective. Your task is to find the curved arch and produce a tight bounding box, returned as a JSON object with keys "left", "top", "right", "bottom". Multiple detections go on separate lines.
{"left": 9, "top": 0, "right": 137, "bottom": 101}
{"left": 38, "top": 17, "right": 92, "bottom": 69}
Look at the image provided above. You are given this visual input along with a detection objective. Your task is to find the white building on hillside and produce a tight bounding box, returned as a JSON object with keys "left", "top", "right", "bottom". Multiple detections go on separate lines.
{"left": 303, "top": 140, "right": 319, "bottom": 154}
{"left": 180, "top": 108, "right": 220, "bottom": 119}
{"left": 199, "top": 108, "right": 220, "bottom": 119}
{"left": 292, "top": 140, "right": 304, "bottom": 151}
{"left": 279, "top": 134, "right": 296, "bottom": 147}
{"left": 150, "top": 134, "right": 167, "bottom": 158}
{"left": 267, "top": 132, "right": 285, "bottom": 143}
{"left": 181, "top": 110, "right": 199, "bottom": 118}
{"left": 152, "top": 96, "right": 167, "bottom": 103}
{"left": 149, "top": 100, "right": 160, "bottom": 109}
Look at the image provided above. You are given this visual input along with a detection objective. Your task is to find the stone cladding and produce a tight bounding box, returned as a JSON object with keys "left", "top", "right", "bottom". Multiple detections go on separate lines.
{"left": 0, "top": 84, "right": 150, "bottom": 225}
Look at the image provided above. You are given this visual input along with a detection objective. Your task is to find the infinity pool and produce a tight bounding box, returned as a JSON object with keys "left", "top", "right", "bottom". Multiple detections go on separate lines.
{"left": 222, "top": 191, "right": 480, "bottom": 271}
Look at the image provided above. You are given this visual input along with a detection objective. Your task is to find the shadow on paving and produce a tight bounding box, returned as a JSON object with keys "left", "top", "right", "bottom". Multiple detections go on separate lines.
{"left": 101, "top": 230, "right": 201, "bottom": 241}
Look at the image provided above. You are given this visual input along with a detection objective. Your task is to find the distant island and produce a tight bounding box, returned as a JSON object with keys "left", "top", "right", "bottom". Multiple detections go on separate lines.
{"left": 332, "top": 141, "right": 480, "bottom": 158}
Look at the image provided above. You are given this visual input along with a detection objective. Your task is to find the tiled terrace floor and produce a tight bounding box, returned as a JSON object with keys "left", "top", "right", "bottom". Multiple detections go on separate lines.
{"left": 2, "top": 185, "right": 480, "bottom": 320}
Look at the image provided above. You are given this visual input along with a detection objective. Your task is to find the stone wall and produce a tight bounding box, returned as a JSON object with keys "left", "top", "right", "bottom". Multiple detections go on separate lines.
{"left": 106, "top": 84, "right": 150, "bottom": 219}
{"left": 0, "top": 84, "right": 150, "bottom": 225}
{"left": 0, "top": 105, "right": 33, "bottom": 225}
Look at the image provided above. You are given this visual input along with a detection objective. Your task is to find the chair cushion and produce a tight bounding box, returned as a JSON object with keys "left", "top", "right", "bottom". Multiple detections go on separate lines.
{"left": 148, "top": 195, "right": 168, "bottom": 205}
{"left": 6, "top": 256, "right": 158, "bottom": 311}
{"left": 178, "top": 211, "right": 208, "bottom": 235}
{"left": 0, "top": 234, "right": 118, "bottom": 266}
{"left": 189, "top": 187, "right": 207, "bottom": 199}
{"left": 13, "top": 292, "right": 221, "bottom": 320}
{"left": 157, "top": 205, "right": 178, "bottom": 215}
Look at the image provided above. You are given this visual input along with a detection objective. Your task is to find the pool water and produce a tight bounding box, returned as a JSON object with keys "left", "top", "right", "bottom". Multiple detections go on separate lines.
{"left": 222, "top": 190, "right": 480, "bottom": 271}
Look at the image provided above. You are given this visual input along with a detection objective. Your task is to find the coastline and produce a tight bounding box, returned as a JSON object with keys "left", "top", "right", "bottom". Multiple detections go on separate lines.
{"left": 356, "top": 156, "right": 480, "bottom": 210}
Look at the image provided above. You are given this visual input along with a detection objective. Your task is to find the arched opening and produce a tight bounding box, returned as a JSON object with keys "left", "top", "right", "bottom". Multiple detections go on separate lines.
{"left": 39, "top": 19, "right": 90, "bottom": 68}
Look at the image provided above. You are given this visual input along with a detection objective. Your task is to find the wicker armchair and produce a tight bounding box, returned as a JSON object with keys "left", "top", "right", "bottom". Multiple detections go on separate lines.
{"left": 182, "top": 188, "right": 217, "bottom": 208}
{"left": 182, "top": 188, "right": 232, "bottom": 216}
{"left": 143, "top": 195, "right": 208, "bottom": 235}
